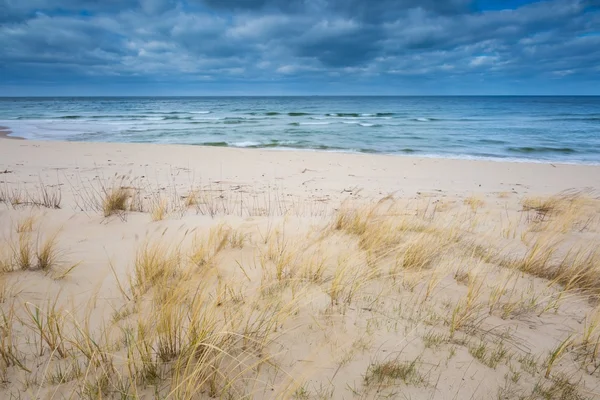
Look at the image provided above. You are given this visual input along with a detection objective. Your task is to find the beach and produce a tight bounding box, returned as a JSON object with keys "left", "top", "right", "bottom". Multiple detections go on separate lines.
{"left": 1, "top": 138, "right": 600, "bottom": 399}
{"left": 2, "top": 139, "right": 598, "bottom": 201}
{"left": 0, "top": 126, "right": 23, "bottom": 140}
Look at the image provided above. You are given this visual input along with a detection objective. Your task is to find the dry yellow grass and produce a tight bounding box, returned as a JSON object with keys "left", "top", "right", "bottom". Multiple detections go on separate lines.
{"left": 1, "top": 189, "right": 600, "bottom": 399}
{"left": 464, "top": 195, "right": 485, "bottom": 212}
{"left": 150, "top": 196, "right": 169, "bottom": 221}
{"left": 15, "top": 215, "right": 35, "bottom": 233}
{"left": 102, "top": 186, "right": 130, "bottom": 217}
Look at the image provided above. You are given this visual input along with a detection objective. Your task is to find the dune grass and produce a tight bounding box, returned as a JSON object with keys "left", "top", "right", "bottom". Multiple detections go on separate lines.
{"left": 1, "top": 187, "right": 600, "bottom": 398}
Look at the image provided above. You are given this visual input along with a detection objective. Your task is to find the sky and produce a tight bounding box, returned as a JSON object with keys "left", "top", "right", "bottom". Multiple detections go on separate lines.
{"left": 0, "top": 0, "right": 599, "bottom": 96}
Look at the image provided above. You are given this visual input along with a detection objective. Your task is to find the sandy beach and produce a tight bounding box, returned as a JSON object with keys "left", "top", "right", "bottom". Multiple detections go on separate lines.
{"left": 0, "top": 126, "right": 23, "bottom": 140}
{"left": 1, "top": 139, "right": 600, "bottom": 399}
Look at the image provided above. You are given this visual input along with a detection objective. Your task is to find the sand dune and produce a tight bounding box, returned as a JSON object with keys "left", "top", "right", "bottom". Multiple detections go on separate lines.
{"left": 1, "top": 139, "right": 600, "bottom": 399}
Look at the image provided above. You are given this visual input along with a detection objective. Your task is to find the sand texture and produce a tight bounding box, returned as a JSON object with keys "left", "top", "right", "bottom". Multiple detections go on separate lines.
{"left": 1, "top": 139, "right": 600, "bottom": 399}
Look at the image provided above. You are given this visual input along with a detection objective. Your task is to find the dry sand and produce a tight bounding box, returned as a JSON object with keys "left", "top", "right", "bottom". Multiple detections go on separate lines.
{"left": 1, "top": 139, "right": 600, "bottom": 399}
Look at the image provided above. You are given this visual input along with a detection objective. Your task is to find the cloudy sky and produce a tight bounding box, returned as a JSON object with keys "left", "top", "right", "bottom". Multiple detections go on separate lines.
{"left": 1, "top": 0, "right": 599, "bottom": 95}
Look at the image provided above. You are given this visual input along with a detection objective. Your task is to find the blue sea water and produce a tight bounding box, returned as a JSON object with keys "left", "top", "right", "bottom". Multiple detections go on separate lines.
{"left": 0, "top": 96, "right": 599, "bottom": 164}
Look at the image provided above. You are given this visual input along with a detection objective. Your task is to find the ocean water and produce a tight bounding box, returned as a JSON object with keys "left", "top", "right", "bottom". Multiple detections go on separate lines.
{"left": 1, "top": 96, "right": 599, "bottom": 164}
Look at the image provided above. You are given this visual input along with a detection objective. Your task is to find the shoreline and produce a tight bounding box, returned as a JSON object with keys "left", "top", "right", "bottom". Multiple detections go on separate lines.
{"left": 0, "top": 126, "right": 24, "bottom": 140}
{"left": 0, "top": 133, "right": 598, "bottom": 167}
{"left": 1, "top": 139, "right": 598, "bottom": 199}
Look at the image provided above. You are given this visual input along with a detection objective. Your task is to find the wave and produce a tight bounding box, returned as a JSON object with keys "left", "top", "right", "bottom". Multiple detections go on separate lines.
{"left": 327, "top": 113, "right": 360, "bottom": 117}
{"left": 148, "top": 111, "right": 186, "bottom": 115}
{"left": 223, "top": 118, "right": 260, "bottom": 125}
{"left": 190, "top": 111, "right": 211, "bottom": 114}
{"left": 288, "top": 112, "right": 311, "bottom": 116}
{"left": 359, "top": 123, "right": 382, "bottom": 127}
{"left": 191, "top": 116, "right": 222, "bottom": 121}
{"left": 198, "top": 140, "right": 347, "bottom": 152}
{"left": 199, "top": 140, "right": 416, "bottom": 155}
{"left": 413, "top": 117, "right": 438, "bottom": 122}
{"left": 478, "top": 139, "right": 507, "bottom": 144}
{"left": 325, "top": 112, "right": 396, "bottom": 118}
{"left": 507, "top": 146, "right": 577, "bottom": 154}
{"left": 289, "top": 122, "right": 333, "bottom": 126}
{"left": 201, "top": 141, "right": 229, "bottom": 147}
{"left": 300, "top": 122, "right": 333, "bottom": 126}
{"left": 162, "top": 116, "right": 193, "bottom": 120}
{"left": 247, "top": 111, "right": 281, "bottom": 116}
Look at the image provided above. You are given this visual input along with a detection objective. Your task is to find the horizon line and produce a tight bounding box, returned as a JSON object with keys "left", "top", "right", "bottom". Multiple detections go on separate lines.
{"left": 1, "top": 94, "right": 600, "bottom": 98}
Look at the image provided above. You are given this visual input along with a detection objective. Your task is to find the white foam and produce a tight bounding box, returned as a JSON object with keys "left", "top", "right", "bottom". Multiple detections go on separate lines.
{"left": 231, "top": 141, "right": 261, "bottom": 147}
{"left": 190, "top": 111, "right": 211, "bottom": 114}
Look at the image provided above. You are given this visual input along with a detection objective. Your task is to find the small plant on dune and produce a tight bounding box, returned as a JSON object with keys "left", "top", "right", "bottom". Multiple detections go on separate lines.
{"left": 128, "top": 187, "right": 145, "bottom": 212}
{"left": 16, "top": 215, "right": 36, "bottom": 233}
{"left": 23, "top": 299, "right": 68, "bottom": 358}
{"left": 0, "top": 182, "right": 24, "bottom": 208}
{"left": 422, "top": 330, "right": 449, "bottom": 349}
{"left": 292, "top": 384, "right": 310, "bottom": 399}
{"left": 31, "top": 177, "right": 62, "bottom": 209}
{"left": 464, "top": 196, "right": 484, "bottom": 212}
{"left": 0, "top": 307, "right": 29, "bottom": 372}
{"left": 522, "top": 196, "right": 561, "bottom": 220}
{"left": 299, "top": 252, "right": 327, "bottom": 284}
{"left": 509, "top": 234, "right": 559, "bottom": 277}
{"left": 0, "top": 247, "right": 9, "bottom": 275}
{"left": 262, "top": 228, "right": 296, "bottom": 282}
{"left": 184, "top": 189, "right": 198, "bottom": 207}
{"left": 521, "top": 191, "right": 596, "bottom": 231}
{"left": 364, "top": 358, "right": 424, "bottom": 387}
{"left": 449, "top": 275, "right": 484, "bottom": 337}
{"left": 70, "top": 173, "right": 133, "bottom": 217}
{"left": 228, "top": 229, "right": 246, "bottom": 249}
{"left": 150, "top": 196, "right": 168, "bottom": 221}
{"left": 102, "top": 186, "right": 130, "bottom": 217}
{"left": 190, "top": 225, "right": 230, "bottom": 268}
{"left": 329, "top": 254, "right": 377, "bottom": 307}
{"left": 532, "top": 373, "right": 585, "bottom": 400}
{"left": 132, "top": 241, "right": 181, "bottom": 298}
{"left": 333, "top": 206, "right": 371, "bottom": 236}
{"left": 574, "top": 307, "right": 600, "bottom": 365}
{"left": 36, "top": 232, "right": 61, "bottom": 271}
{"left": 469, "top": 341, "right": 488, "bottom": 364}
{"left": 10, "top": 230, "right": 34, "bottom": 270}
{"left": 553, "top": 247, "right": 600, "bottom": 296}
{"left": 519, "top": 353, "right": 540, "bottom": 375}
{"left": 486, "top": 342, "right": 509, "bottom": 369}
{"left": 545, "top": 335, "right": 574, "bottom": 378}
{"left": 402, "top": 236, "right": 438, "bottom": 270}
{"left": 155, "top": 298, "right": 188, "bottom": 362}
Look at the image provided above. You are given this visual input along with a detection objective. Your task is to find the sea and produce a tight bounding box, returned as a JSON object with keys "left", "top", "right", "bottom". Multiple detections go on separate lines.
{"left": 1, "top": 96, "right": 599, "bottom": 164}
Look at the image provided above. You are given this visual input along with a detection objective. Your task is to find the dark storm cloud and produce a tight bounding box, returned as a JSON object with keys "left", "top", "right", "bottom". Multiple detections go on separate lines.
{"left": 0, "top": 0, "right": 599, "bottom": 94}
{"left": 200, "top": 0, "right": 472, "bottom": 16}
